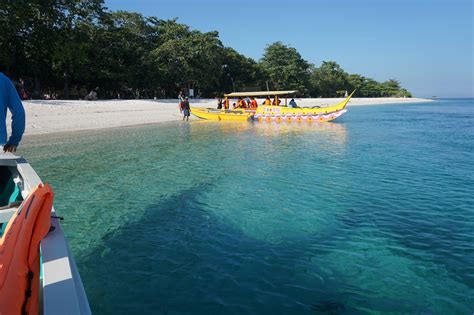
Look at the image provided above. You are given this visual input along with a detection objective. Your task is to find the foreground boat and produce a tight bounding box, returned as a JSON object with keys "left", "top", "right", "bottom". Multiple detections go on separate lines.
{"left": 0, "top": 153, "right": 90, "bottom": 314}
{"left": 191, "top": 90, "right": 354, "bottom": 122}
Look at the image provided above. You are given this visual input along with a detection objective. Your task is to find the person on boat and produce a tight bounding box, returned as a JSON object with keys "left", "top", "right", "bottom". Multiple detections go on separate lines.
{"left": 272, "top": 97, "right": 281, "bottom": 106}
{"left": 181, "top": 97, "right": 191, "bottom": 121}
{"left": 239, "top": 97, "right": 247, "bottom": 108}
{"left": 249, "top": 97, "right": 258, "bottom": 109}
{"left": 234, "top": 97, "right": 246, "bottom": 109}
{"left": 263, "top": 96, "right": 271, "bottom": 105}
{"left": 224, "top": 98, "right": 229, "bottom": 109}
{"left": 0, "top": 72, "right": 25, "bottom": 153}
{"left": 217, "top": 97, "right": 223, "bottom": 109}
{"left": 288, "top": 98, "right": 298, "bottom": 108}
{"left": 235, "top": 98, "right": 241, "bottom": 108}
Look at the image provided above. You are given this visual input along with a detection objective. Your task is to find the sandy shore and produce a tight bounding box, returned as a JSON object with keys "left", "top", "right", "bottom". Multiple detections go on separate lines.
{"left": 13, "top": 97, "right": 433, "bottom": 136}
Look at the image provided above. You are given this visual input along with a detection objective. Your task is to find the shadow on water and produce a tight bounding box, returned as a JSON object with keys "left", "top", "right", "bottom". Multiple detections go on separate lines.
{"left": 78, "top": 181, "right": 435, "bottom": 315}
{"left": 77, "top": 179, "right": 360, "bottom": 314}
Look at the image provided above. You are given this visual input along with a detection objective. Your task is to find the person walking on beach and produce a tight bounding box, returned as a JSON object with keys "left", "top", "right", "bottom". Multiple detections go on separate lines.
{"left": 181, "top": 97, "right": 191, "bottom": 121}
{"left": 0, "top": 72, "right": 25, "bottom": 153}
{"left": 178, "top": 90, "right": 185, "bottom": 111}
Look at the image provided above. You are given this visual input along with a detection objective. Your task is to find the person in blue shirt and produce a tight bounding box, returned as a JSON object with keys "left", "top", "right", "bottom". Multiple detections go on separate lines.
{"left": 288, "top": 98, "right": 298, "bottom": 108}
{"left": 0, "top": 73, "right": 25, "bottom": 153}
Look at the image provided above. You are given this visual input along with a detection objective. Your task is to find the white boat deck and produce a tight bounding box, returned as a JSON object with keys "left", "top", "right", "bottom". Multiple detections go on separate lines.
{"left": 0, "top": 153, "right": 90, "bottom": 314}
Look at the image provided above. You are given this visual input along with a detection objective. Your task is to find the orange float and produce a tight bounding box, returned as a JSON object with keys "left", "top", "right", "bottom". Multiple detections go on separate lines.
{"left": 0, "top": 183, "right": 54, "bottom": 315}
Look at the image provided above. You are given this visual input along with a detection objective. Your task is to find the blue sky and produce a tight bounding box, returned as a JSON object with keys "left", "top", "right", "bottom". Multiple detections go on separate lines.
{"left": 105, "top": 0, "right": 473, "bottom": 97}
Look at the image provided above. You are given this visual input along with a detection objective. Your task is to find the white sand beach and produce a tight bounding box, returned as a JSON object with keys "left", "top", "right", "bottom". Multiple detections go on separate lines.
{"left": 16, "top": 97, "right": 433, "bottom": 136}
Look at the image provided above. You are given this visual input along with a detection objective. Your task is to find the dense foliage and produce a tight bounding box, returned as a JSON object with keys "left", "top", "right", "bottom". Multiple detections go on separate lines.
{"left": 0, "top": 0, "right": 412, "bottom": 99}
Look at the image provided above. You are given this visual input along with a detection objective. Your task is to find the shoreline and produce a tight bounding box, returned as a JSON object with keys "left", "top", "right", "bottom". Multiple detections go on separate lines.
{"left": 21, "top": 120, "right": 180, "bottom": 143}
{"left": 14, "top": 97, "right": 434, "bottom": 137}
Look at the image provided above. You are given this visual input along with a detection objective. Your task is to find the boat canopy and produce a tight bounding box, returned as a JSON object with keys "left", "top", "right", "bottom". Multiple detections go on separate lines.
{"left": 224, "top": 90, "right": 298, "bottom": 97}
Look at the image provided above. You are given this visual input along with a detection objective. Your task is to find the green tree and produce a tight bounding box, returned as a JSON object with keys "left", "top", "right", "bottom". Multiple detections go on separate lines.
{"left": 219, "top": 47, "right": 263, "bottom": 93}
{"left": 52, "top": 0, "right": 105, "bottom": 98}
{"left": 347, "top": 74, "right": 366, "bottom": 97}
{"left": 148, "top": 19, "right": 224, "bottom": 96}
{"left": 260, "top": 42, "right": 311, "bottom": 95}
{"left": 380, "top": 79, "right": 412, "bottom": 97}
{"left": 0, "top": 0, "right": 61, "bottom": 96}
{"left": 91, "top": 11, "right": 159, "bottom": 98}
{"left": 0, "top": 2, "right": 412, "bottom": 99}
{"left": 310, "top": 61, "right": 350, "bottom": 97}
{"left": 360, "top": 78, "right": 381, "bottom": 97}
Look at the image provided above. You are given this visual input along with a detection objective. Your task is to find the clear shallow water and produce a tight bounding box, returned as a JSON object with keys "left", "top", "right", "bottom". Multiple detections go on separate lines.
{"left": 21, "top": 100, "right": 473, "bottom": 314}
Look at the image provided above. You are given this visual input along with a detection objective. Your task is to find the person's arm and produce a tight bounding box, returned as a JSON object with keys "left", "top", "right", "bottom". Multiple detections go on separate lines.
{"left": 4, "top": 78, "right": 25, "bottom": 151}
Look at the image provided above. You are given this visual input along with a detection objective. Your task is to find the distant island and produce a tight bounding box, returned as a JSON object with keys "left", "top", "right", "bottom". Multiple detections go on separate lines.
{"left": 0, "top": 2, "right": 411, "bottom": 99}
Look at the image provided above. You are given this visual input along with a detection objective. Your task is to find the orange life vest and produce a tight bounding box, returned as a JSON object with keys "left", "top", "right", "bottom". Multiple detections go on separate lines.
{"left": 238, "top": 100, "right": 247, "bottom": 108}
{"left": 0, "top": 183, "right": 54, "bottom": 315}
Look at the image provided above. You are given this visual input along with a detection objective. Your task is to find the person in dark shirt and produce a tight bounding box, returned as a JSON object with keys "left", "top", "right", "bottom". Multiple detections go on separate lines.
{"left": 181, "top": 97, "right": 191, "bottom": 121}
{"left": 288, "top": 98, "right": 298, "bottom": 108}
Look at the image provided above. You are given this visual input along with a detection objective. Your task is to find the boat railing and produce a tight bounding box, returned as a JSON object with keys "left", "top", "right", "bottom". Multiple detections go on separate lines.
{"left": 15, "top": 158, "right": 91, "bottom": 314}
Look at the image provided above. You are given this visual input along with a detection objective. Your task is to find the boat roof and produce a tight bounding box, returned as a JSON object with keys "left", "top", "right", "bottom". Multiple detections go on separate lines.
{"left": 224, "top": 90, "right": 297, "bottom": 97}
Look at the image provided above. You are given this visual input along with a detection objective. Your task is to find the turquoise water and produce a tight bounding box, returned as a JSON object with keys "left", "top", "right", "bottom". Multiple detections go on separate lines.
{"left": 21, "top": 100, "right": 473, "bottom": 314}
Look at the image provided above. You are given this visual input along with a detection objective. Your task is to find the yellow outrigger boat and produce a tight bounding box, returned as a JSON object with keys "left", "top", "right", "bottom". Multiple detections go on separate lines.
{"left": 191, "top": 90, "right": 355, "bottom": 122}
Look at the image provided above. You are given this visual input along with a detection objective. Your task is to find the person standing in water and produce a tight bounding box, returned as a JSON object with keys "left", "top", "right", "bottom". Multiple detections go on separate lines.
{"left": 0, "top": 72, "right": 25, "bottom": 153}
{"left": 181, "top": 97, "right": 191, "bottom": 121}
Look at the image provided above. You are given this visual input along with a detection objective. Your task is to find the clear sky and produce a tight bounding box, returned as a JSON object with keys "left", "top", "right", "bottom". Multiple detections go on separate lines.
{"left": 104, "top": 0, "right": 473, "bottom": 97}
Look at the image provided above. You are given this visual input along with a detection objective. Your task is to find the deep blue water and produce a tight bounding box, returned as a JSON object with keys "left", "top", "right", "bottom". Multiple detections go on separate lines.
{"left": 21, "top": 99, "right": 473, "bottom": 314}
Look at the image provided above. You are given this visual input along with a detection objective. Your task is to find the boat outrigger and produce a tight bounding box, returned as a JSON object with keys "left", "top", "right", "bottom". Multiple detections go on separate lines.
{"left": 0, "top": 154, "right": 90, "bottom": 314}
{"left": 191, "top": 90, "right": 355, "bottom": 122}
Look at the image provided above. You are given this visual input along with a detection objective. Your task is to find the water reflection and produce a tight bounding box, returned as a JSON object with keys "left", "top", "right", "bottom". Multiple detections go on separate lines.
{"left": 189, "top": 120, "right": 348, "bottom": 145}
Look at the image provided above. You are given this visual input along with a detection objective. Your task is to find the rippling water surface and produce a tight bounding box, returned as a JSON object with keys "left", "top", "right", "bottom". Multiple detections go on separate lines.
{"left": 21, "top": 100, "right": 473, "bottom": 314}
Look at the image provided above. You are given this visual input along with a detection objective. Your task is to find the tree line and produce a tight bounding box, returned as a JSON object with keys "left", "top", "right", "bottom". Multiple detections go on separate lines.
{"left": 0, "top": 0, "right": 412, "bottom": 99}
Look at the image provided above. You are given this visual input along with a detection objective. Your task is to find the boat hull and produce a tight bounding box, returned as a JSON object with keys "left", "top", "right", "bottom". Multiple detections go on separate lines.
{"left": 253, "top": 109, "right": 347, "bottom": 122}
{"left": 190, "top": 108, "right": 253, "bottom": 121}
{"left": 253, "top": 91, "right": 353, "bottom": 122}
